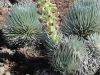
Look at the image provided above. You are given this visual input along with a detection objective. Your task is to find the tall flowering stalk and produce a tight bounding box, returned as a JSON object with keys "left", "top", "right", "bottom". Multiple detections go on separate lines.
{"left": 37, "top": 0, "right": 58, "bottom": 44}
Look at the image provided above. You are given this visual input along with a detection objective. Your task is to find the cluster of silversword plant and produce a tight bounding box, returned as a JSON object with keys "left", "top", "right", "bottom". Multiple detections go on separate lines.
{"left": 2, "top": 0, "right": 100, "bottom": 75}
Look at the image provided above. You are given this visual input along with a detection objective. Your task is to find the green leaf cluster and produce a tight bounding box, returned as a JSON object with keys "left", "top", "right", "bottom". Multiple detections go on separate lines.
{"left": 87, "top": 33, "right": 100, "bottom": 49}
{"left": 2, "top": 3, "right": 42, "bottom": 47}
{"left": 61, "top": 0, "right": 100, "bottom": 38}
{"left": 51, "top": 35, "right": 86, "bottom": 74}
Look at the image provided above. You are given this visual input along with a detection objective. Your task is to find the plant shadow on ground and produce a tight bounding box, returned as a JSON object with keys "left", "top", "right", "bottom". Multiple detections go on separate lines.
{"left": 0, "top": 29, "right": 61, "bottom": 75}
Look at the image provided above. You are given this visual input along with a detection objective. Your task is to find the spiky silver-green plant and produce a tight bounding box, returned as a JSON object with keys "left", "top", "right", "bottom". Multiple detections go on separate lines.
{"left": 87, "top": 33, "right": 100, "bottom": 49}
{"left": 61, "top": 0, "right": 100, "bottom": 39}
{"left": 2, "top": 3, "right": 42, "bottom": 47}
{"left": 51, "top": 35, "right": 87, "bottom": 75}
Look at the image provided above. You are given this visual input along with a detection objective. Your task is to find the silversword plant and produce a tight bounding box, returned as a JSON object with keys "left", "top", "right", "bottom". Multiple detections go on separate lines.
{"left": 61, "top": 0, "right": 100, "bottom": 39}
{"left": 51, "top": 35, "right": 87, "bottom": 75}
{"left": 2, "top": 3, "right": 42, "bottom": 47}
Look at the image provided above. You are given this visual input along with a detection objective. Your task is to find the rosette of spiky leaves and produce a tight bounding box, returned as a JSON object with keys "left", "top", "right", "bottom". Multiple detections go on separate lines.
{"left": 87, "top": 33, "right": 100, "bottom": 49}
{"left": 2, "top": 3, "right": 42, "bottom": 47}
{"left": 51, "top": 35, "right": 87, "bottom": 75}
{"left": 37, "top": 0, "right": 58, "bottom": 44}
{"left": 61, "top": 0, "right": 100, "bottom": 39}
